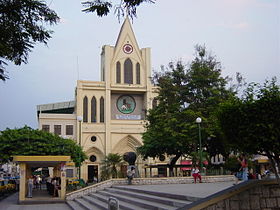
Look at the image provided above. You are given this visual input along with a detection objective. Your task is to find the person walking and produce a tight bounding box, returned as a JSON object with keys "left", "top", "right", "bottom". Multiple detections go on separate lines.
{"left": 127, "top": 166, "right": 135, "bottom": 185}
{"left": 234, "top": 155, "right": 248, "bottom": 185}
{"left": 27, "top": 176, "right": 34, "bottom": 198}
{"left": 241, "top": 154, "right": 248, "bottom": 181}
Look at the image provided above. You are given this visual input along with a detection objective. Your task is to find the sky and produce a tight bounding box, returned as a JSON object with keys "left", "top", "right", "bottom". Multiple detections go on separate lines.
{"left": 0, "top": 0, "right": 279, "bottom": 130}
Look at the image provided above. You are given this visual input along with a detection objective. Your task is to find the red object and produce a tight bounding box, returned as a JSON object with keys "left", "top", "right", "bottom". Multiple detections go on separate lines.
{"left": 181, "top": 160, "right": 192, "bottom": 171}
{"left": 192, "top": 173, "right": 202, "bottom": 183}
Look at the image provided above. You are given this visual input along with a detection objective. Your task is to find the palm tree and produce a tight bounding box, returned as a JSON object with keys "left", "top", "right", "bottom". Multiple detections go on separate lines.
{"left": 100, "top": 153, "right": 123, "bottom": 180}
{"left": 190, "top": 151, "right": 209, "bottom": 168}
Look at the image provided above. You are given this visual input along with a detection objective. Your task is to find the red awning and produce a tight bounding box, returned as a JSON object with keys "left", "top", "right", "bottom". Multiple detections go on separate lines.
{"left": 181, "top": 160, "right": 192, "bottom": 171}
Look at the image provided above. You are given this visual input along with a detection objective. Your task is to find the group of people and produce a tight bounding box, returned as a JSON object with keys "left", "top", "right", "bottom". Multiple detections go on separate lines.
{"left": 188, "top": 154, "right": 252, "bottom": 185}
{"left": 27, "top": 175, "right": 61, "bottom": 198}
{"left": 46, "top": 176, "right": 61, "bottom": 197}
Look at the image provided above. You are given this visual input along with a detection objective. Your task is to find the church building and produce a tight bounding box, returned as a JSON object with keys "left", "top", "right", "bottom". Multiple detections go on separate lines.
{"left": 37, "top": 17, "right": 161, "bottom": 181}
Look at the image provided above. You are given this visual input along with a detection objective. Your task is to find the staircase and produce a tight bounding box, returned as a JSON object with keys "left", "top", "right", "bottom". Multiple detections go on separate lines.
{"left": 67, "top": 185, "right": 201, "bottom": 210}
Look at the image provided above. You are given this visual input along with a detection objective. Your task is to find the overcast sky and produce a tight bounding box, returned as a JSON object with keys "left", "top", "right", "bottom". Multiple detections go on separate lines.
{"left": 0, "top": 0, "right": 279, "bottom": 130}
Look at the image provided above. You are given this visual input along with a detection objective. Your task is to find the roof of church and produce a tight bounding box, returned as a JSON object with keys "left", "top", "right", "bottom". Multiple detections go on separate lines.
{"left": 114, "top": 16, "right": 139, "bottom": 50}
{"left": 37, "top": 101, "right": 75, "bottom": 116}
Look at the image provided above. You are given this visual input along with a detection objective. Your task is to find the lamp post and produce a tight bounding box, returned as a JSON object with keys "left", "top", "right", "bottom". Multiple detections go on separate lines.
{"left": 77, "top": 116, "right": 83, "bottom": 179}
{"left": 195, "top": 117, "right": 203, "bottom": 170}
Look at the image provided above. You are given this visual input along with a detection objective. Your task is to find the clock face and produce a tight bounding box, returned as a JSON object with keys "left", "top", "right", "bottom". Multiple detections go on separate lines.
{"left": 117, "top": 95, "right": 136, "bottom": 114}
{"left": 123, "top": 44, "right": 133, "bottom": 54}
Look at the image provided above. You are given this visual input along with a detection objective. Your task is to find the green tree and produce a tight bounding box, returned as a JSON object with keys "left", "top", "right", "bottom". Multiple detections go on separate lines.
{"left": 217, "top": 78, "right": 280, "bottom": 182}
{"left": 100, "top": 153, "right": 123, "bottom": 180}
{"left": 82, "top": 0, "right": 155, "bottom": 19}
{"left": 1, "top": 1, "right": 154, "bottom": 81}
{"left": 0, "top": 126, "right": 87, "bottom": 167}
{"left": 223, "top": 156, "right": 241, "bottom": 173}
{"left": 189, "top": 151, "right": 209, "bottom": 167}
{"left": 0, "top": 0, "right": 59, "bottom": 81}
{"left": 138, "top": 45, "right": 235, "bottom": 176}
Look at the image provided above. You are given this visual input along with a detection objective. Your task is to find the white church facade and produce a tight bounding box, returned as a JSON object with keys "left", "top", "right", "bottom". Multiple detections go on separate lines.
{"left": 37, "top": 18, "right": 163, "bottom": 181}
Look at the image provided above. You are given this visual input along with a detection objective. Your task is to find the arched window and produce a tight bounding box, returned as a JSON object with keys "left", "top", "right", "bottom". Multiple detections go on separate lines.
{"left": 89, "top": 155, "right": 97, "bottom": 162}
{"left": 91, "top": 96, "right": 96, "bottom": 123}
{"left": 136, "top": 63, "right": 140, "bottom": 84}
{"left": 116, "top": 61, "right": 121, "bottom": 84}
{"left": 152, "top": 98, "right": 157, "bottom": 109}
{"left": 100, "top": 97, "right": 104, "bottom": 123}
{"left": 124, "top": 58, "right": 133, "bottom": 84}
{"left": 83, "top": 96, "right": 88, "bottom": 122}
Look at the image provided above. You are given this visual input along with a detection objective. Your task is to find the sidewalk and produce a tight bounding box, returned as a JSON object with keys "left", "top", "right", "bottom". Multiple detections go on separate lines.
{"left": 0, "top": 192, "right": 71, "bottom": 210}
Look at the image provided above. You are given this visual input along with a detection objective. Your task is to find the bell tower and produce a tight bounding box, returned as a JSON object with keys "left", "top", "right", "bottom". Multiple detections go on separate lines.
{"left": 99, "top": 17, "right": 154, "bottom": 155}
{"left": 100, "top": 17, "right": 151, "bottom": 88}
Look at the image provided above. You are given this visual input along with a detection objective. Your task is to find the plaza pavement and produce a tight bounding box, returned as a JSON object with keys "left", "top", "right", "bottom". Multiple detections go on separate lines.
{"left": 0, "top": 192, "right": 71, "bottom": 210}
{"left": 0, "top": 181, "right": 235, "bottom": 210}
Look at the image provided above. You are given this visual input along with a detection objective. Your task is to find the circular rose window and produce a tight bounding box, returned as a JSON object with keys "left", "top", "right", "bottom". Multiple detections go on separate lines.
{"left": 91, "top": 136, "right": 97, "bottom": 142}
{"left": 89, "top": 155, "right": 97, "bottom": 162}
{"left": 123, "top": 44, "right": 133, "bottom": 54}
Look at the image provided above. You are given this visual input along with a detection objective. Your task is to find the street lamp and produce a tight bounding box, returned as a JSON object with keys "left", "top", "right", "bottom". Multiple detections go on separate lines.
{"left": 195, "top": 117, "right": 203, "bottom": 170}
{"left": 77, "top": 116, "right": 83, "bottom": 179}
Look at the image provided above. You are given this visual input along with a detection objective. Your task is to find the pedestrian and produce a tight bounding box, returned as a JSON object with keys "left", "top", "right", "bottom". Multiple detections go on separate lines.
{"left": 234, "top": 155, "right": 249, "bottom": 185}
{"left": 46, "top": 176, "right": 52, "bottom": 194}
{"left": 192, "top": 166, "right": 202, "bottom": 183}
{"left": 127, "top": 166, "right": 135, "bottom": 185}
{"left": 34, "top": 175, "right": 38, "bottom": 189}
{"left": 15, "top": 178, "right": 19, "bottom": 191}
{"left": 52, "top": 177, "right": 58, "bottom": 197}
{"left": 241, "top": 154, "right": 248, "bottom": 181}
{"left": 37, "top": 175, "right": 42, "bottom": 190}
{"left": 27, "top": 176, "right": 34, "bottom": 198}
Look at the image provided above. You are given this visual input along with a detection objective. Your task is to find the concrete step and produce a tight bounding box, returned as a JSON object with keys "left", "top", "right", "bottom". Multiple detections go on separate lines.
{"left": 67, "top": 200, "right": 86, "bottom": 210}
{"left": 112, "top": 185, "right": 200, "bottom": 202}
{"left": 87, "top": 193, "right": 147, "bottom": 210}
{"left": 82, "top": 195, "right": 107, "bottom": 210}
{"left": 105, "top": 187, "right": 191, "bottom": 207}
{"left": 74, "top": 197, "right": 95, "bottom": 210}
{"left": 98, "top": 190, "right": 176, "bottom": 210}
{"left": 67, "top": 185, "right": 202, "bottom": 210}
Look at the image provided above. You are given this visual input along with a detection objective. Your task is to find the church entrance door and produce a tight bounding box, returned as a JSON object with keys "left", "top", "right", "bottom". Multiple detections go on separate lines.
{"left": 88, "top": 165, "right": 98, "bottom": 183}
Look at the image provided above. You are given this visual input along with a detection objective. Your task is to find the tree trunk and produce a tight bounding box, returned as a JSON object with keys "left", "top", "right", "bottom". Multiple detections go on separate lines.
{"left": 273, "top": 154, "right": 280, "bottom": 185}
{"left": 168, "top": 153, "right": 181, "bottom": 177}
{"left": 266, "top": 152, "right": 280, "bottom": 186}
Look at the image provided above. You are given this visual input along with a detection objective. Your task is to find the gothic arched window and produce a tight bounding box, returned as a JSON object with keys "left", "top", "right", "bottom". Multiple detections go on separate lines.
{"left": 91, "top": 96, "right": 96, "bottom": 123}
{"left": 100, "top": 97, "right": 104, "bottom": 123}
{"left": 83, "top": 96, "right": 88, "bottom": 122}
{"left": 136, "top": 62, "right": 140, "bottom": 84}
{"left": 124, "top": 58, "right": 133, "bottom": 84}
{"left": 116, "top": 61, "right": 121, "bottom": 84}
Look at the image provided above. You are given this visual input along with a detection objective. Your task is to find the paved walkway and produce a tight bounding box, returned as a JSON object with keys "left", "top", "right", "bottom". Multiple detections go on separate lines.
{"left": 0, "top": 181, "right": 235, "bottom": 210}
{"left": 120, "top": 181, "right": 235, "bottom": 198}
{"left": 0, "top": 192, "right": 71, "bottom": 210}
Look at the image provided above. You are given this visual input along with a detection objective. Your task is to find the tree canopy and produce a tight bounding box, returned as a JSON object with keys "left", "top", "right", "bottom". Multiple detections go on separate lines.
{"left": 0, "top": 126, "right": 87, "bottom": 167}
{"left": 0, "top": 0, "right": 155, "bottom": 81}
{"left": 217, "top": 78, "right": 280, "bottom": 180}
{"left": 0, "top": 0, "right": 59, "bottom": 81}
{"left": 138, "top": 45, "right": 236, "bottom": 175}
{"left": 82, "top": 0, "right": 155, "bottom": 19}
